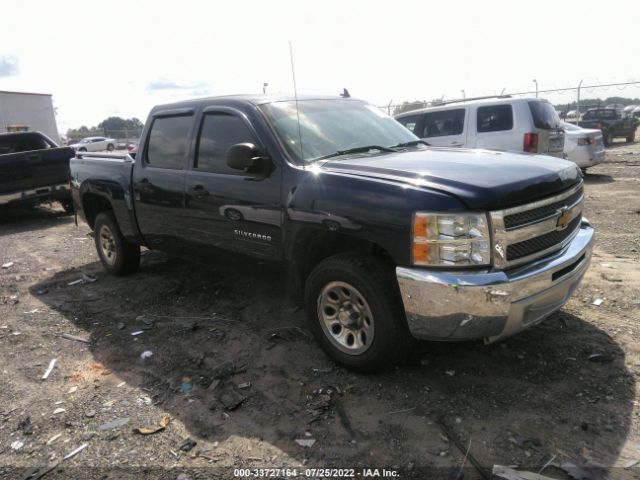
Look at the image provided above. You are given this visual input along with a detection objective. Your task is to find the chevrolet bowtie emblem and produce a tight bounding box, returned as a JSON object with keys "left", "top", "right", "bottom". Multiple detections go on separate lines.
{"left": 556, "top": 207, "right": 571, "bottom": 230}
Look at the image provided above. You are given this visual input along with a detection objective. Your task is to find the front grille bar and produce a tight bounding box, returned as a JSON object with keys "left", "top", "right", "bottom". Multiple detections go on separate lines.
{"left": 490, "top": 182, "right": 584, "bottom": 269}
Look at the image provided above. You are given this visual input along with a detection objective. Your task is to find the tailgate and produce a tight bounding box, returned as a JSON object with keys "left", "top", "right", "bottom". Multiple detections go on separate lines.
{"left": 0, "top": 147, "right": 73, "bottom": 194}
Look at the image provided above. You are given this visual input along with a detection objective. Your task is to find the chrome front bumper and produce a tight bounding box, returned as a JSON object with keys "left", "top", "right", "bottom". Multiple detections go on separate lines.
{"left": 396, "top": 221, "right": 594, "bottom": 343}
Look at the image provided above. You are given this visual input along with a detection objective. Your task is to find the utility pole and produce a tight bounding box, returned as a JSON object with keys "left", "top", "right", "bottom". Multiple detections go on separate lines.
{"left": 533, "top": 79, "right": 538, "bottom": 98}
{"left": 576, "top": 79, "right": 583, "bottom": 119}
{"left": 461, "top": 90, "right": 465, "bottom": 99}
{"left": 262, "top": 82, "right": 269, "bottom": 94}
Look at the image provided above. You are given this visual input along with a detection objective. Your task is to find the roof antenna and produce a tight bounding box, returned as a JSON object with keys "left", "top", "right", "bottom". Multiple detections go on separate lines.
{"left": 340, "top": 88, "right": 350, "bottom": 98}
{"left": 289, "top": 41, "right": 304, "bottom": 161}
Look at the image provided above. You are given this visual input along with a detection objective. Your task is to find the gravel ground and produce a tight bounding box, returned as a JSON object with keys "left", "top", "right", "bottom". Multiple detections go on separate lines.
{"left": 0, "top": 139, "right": 639, "bottom": 480}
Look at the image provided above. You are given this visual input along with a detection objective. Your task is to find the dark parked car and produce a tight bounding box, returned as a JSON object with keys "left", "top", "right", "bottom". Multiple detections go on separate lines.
{"left": 70, "top": 95, "right": 594, "bottom": 372}
{"left": 0, "top": 131, "right": 74, "bottom": 210}
{"left": 577, "top": 108, "right": 637, "bottom": 145}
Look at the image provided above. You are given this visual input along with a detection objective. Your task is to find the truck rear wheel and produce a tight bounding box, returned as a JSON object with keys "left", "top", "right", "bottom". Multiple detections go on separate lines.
{"left": 94, "top": 211, "right": 140, "bottom": 275}
{"left": 626, "top": 133, "right": 635, "bottom": 143}
{"left": 304, "top": 253, "right": 413, "bottom": 373}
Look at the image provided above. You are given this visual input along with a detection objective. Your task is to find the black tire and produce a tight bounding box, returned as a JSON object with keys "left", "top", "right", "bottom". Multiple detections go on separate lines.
{"left": 604, "top": 131, "right": 614, "bottom": 146}
{"left": 626, "top": 133, "right": 635, "bottom": 143}
{"left": 60, "top": 200, "right": 74, "bottom": 213}
{"left": 93, "top": 211, "right": 140, "bottom": 275}
{"left": 79, "top": 147, "right": 87, "bottom": 152}
{"left": 107, "top": 143, "right": 115, "bottom": 151}
{"left": 304, "top": 253, "right": 414, "bottom": 373}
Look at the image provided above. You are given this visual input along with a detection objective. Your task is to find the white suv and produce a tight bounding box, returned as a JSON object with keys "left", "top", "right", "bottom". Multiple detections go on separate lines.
{"left": 395, "top": 97, "right": 565, "bottom": 158}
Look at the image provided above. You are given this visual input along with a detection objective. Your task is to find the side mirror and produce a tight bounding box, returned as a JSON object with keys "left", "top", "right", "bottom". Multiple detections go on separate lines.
{"left": 226, "top": 143, "right": 270, "bottom": 173}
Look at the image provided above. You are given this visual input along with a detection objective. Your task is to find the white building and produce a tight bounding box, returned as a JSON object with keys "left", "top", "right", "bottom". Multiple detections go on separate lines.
{"left": 0, "top": 90, "right": 60, "bottom": 143}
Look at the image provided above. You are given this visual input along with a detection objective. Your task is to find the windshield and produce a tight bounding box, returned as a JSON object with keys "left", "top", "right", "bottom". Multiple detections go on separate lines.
{"left": 528, "top": 101, "right": 562, "bottom": 129}
{"left": 79, "top": 138, "right": 90, "bottom": 143}
{"left": 260, "top": 100, "right": 419, "bottom": 163}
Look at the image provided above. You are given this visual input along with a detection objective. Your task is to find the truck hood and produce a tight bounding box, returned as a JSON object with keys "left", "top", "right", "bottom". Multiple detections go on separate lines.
{"left": 321, "top": 147, "right": 581, "bottom": 210}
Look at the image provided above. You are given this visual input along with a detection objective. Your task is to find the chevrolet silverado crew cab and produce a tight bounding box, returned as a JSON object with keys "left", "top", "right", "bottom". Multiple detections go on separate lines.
{"left": 70, "top": 95, "right": 594, "bottom": 372}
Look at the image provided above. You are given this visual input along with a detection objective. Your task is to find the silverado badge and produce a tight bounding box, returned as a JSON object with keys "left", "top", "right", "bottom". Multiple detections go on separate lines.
{"left": 556, "top": 207, "right": 571, "bottom": 230}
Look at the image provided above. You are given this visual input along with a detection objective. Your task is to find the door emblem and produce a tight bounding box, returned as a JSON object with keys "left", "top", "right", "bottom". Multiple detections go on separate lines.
{"left": 556, "top": 207, "right": 571, "bottom": 230}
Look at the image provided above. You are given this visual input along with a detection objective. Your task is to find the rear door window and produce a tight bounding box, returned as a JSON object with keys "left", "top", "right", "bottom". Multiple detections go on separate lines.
{"left": 477, "top": 105, "right": 513, "bottom": 133}
{"left": 146, "top": 115, "right": 193, "bottom": 169}
{"left": 421, "top": 109, "right": 465, "bottom": 137}
{"left": 396, "top": 114, "right": 421, "bottom": 134}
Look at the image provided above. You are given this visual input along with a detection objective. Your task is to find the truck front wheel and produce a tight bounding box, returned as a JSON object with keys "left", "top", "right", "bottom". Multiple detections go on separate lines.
{"left": 626, "top": 132, "right": 635, "bottom": 143}
{"left": 94, "top": 211, "right": 140, "bottom": 275}
{"left": 604, "top": 131, "right": 614, "bottom": 146}
{"left": 304, "top": 253, "right": 413, "bottom": 372}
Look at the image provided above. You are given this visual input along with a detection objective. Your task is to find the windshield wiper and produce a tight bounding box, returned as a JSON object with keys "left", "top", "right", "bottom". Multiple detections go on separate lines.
{"left": 314, "top": 145, "right": 397, "bottom": 161}
{"left": 388, "top": 139, "right": 431, "bottom": 148}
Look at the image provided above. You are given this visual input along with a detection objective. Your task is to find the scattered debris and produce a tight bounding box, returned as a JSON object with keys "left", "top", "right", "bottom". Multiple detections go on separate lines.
{"left": 211, "top": 360, "right": 246, "bottom": 380}
{"left": 18, "top": 417, "right": 33, "bottom": 435}
{"left": 493, "top": 465, "right": 557, "bottom": 480}
{"left": 180, "top": 439, "right": 197, "bottom": 452}
{"left": 140, "top": 351, "right": 153, "bottom": 360}
{"left": 85, "top": 410, "right": 96, "bottom": 419}
{"left": 387, "top": 407, "right": 416, "bottom": 415}
{"left": 557, "top": 462, "right": 592, "bottom": 480}
{"left": 117, "top": 381, "right": 126, "bottom": 388}
{"left": 624, "top": 459, "right": 640, "bottom": 469}
{"left": 42, "top": 358, "right": 57, "bottom": 380}
{"left": 59, "top": 333, "right": 90, "bottom": 344}
{"left": 295, "top": 438, "right": 316, "bottom": 448}
{"left": 592, "top": 298, "right": 604, "bottom": 306}
{"left": 130, "top": 331, "right": 144, "bottom": 336}
{"left": 63, "top": 443, "right": 88, "bottom": 460}
{"left": 53, "top": 408, "right": 66, "bottom": 415}
{"left": 600, "top": 263, "right": 616, "bottom": 269}
{"left": 23, "top": 462, "right": 59, "bottom": 480}
{"left": 181, "top": 377, "right": 193, "bottom": 395}
{"left": 238, "top": 382, "right": 251, "bottom": 390}
{"left": 68, "top": 274, "right": 97, "bottom": 286}
{"left": 218, "top": 390, "right": 247, "bottom": 411}
{"left": 67, "top": 386, "right": 78, "bottom": 394}
{"left": 311, "top": 366, "right": 334, "bottom": 375}
{"left": 98, "top": 417, "right": 130, "bottom": 431}
{"left": 588, "top": 353, "right": 613, "bottom": 363}
{"left": 436, "top": 417, "right": 491, "bottom": 480}
{"left": 2, "top": 261, "right": 14, "bottom": 269}
{"left": 445, "top": 370, "right": 456, "bottom": 376}
{"left": 36, "top": 287, "right": 49, "bottom": 296}
{"left": 601, "top": 273, "right": 622, "bottom": 282}
{"left": 46, "top": 433, "right": 63, "bottom": 445}
{"left": 132, "top": 414, "right": 170, "bottom": 435}
{"left": 11, "top": 440, "right": 24, "bottom": 450}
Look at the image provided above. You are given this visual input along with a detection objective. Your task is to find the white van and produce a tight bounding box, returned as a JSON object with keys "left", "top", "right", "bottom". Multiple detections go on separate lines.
{"left": 395, "top": 97, "right": 565, "bottom": 158}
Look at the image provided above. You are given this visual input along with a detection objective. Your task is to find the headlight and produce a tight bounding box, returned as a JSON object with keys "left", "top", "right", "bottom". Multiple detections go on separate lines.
{"left": 412, "top": 213, "right": 491, "bottom": 266}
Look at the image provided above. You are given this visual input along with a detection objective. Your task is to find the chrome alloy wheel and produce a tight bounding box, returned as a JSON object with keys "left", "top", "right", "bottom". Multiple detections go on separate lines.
{"left": 98, "top": 224, "right": 117, "bottom": 266}
{"left": 317, "top": 281, "right": 374, "bottom": 355}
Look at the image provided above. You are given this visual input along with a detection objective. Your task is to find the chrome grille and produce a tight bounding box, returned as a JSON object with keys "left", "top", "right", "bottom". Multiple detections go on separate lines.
{"left": 490, "top": 183, "right": 584, "bottom": 269}
{"left": 507, "top": 216, "right": 581, "bottom": 261}
{"left": 504, "top": 188, "right": 583, "bottom": 229}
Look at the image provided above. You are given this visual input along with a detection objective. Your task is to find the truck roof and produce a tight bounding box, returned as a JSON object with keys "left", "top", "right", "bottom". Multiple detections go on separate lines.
{"left": 150, "top": 94, "right": 361, "bottom": 112}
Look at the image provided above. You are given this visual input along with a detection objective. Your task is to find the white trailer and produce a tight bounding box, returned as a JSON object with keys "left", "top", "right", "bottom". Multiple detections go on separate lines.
{"left": 0, "top": 90, "right": 60, "bottom": 143}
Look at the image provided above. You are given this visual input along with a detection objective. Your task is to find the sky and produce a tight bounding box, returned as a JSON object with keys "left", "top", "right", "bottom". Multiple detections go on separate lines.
{"left": 1, "top": 0, "right": 639, "bottom": 133}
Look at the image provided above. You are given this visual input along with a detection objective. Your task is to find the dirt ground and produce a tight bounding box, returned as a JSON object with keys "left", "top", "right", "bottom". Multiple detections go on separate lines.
{"left": 1, "top": 139, "right": 639, "bottom": 480}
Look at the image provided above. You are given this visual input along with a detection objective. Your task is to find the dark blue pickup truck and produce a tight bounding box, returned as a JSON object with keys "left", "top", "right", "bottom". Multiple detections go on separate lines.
{"left": 1, "top": 131, "right": 74, "bottom": 210}
{"left": 70, "top": 95, "right": 594, "bottom": 372}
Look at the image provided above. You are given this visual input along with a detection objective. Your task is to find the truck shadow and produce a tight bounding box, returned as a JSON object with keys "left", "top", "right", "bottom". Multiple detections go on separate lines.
{"left": 582, "top": 172, "right": 614, "bottom": 184}
{"left": 0, "top": 204, "right": 73, "bottom": 237}
{"left": 31, "top": 251, "right": 635, "bottom": 477}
